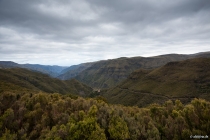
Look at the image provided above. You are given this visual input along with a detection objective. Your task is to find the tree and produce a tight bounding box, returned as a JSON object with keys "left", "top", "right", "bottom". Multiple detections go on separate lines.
{"left": 1, "top": 129, "right": 17, "bottom": 140}
{"left": 108, "top": 116, "right": 130, "bottom": 140}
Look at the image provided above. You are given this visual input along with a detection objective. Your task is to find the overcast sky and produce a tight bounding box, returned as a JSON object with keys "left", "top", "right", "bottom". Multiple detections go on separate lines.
{"left": 0, "top": 0, "right": 210, "bottom": 66}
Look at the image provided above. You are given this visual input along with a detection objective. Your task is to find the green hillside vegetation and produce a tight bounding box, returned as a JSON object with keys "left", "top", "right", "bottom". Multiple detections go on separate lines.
{"left": 0, "top": 68, "right": 92, "bottom": 96}
{"left": 0, "top": 91, "right": 209, "bottom": 139}
{"left": 75, "top": 54, "right": 191, "bottom": 89}
{"left": 103, "top": 58, "right": 210, "bottom": 107}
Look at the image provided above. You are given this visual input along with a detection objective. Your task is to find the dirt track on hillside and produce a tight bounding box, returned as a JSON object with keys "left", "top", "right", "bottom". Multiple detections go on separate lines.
{"left": 119, "top": 87, "right": 196, "bottom": 100}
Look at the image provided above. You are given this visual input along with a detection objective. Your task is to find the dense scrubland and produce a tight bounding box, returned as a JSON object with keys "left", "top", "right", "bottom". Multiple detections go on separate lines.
{"left": 0, "top": 91, "right": 209, "bottom": 140}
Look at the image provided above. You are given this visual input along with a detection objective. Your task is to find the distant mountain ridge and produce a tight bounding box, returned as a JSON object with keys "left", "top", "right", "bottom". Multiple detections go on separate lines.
{"left": 0, "top": 61, "right": 68, "bottom": 77}
{"left": 22, "top": 64, "right": 67, "bottom": 77}
{"left": 0, "top": 61, "right": 20, "bottom": 68}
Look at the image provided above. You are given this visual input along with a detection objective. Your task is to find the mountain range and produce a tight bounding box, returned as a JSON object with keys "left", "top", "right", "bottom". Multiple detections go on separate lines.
{"left": 0, "top": 51, "right": 210, "bottom": 107}
{"left": 1, "top": 52, "right": 210, "bottom": 90}
{"left": 0, "top": 61, "right": 67, "bottom": 77}
{"left": 68, "top": 52, "right": 210, "bottom": 89}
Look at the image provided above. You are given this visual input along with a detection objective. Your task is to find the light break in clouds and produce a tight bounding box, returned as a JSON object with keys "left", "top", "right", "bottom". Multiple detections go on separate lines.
{"left": 0, "top": 0, "right": 210, "bottom": 66}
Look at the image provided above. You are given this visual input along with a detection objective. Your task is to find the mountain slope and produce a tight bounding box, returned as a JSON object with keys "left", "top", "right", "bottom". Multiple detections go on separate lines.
{"left": 57, "top": 62, "right": 94, "bottom": 80}
{"left": 103, "top": 58, "right": 210, "bottom": 107}
{"left": 75, "top": 54, "right": 192, "bottom": 88}
{"left": 0, "top": 68, "right": 92, "bottom": 96}
{"left": 74, "top": 52, "right": 210, "bottom": 89}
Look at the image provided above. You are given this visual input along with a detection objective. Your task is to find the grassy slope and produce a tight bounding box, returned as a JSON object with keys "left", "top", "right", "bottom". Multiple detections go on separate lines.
{"left": 0, "top": 68, "right": 92, "bottom": 96}
{"left": 103, "top": 58, "right": 210, "bottom": 107}
{"left": 75, "top": 54, "right": 191, "bottom": 89}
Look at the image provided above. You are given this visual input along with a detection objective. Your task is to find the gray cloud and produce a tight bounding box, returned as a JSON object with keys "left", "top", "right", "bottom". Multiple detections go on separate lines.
{"left": 0, "top": 0, "right": 210, "bottom": 66}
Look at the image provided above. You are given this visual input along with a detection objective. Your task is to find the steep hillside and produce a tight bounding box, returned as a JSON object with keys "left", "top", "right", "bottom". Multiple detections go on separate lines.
{"left": 103, "top": 58, "right": 210, "bottom": 107}
{"left": 0, "top": 68, "right": 92, "bottom": 96}
{"left": 75, "top": 54, "right": 191, "bottom": 88}
{"left": 58, "top": 62, "right": 94, "bottom": 80}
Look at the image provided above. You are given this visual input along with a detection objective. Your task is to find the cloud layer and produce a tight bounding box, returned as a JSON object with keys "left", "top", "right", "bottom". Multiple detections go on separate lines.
{"left": 0, "top": 0, "right": 210, "bottom": 66}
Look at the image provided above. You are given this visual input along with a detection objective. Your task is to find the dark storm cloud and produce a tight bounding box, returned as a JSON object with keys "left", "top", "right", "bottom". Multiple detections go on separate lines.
{"left": 0, "top": 0, "right": 210, "bottom": 65}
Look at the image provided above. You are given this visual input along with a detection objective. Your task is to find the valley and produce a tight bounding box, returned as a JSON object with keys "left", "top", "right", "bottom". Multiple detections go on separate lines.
{"left": 0, "top": 52, "right": 210, "bottom": 139}
{"left": 59, "top": 52, "right": 210, "bottom": 89}
{"left": 1, "top": 52, "right": 210, "bottom": 90}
